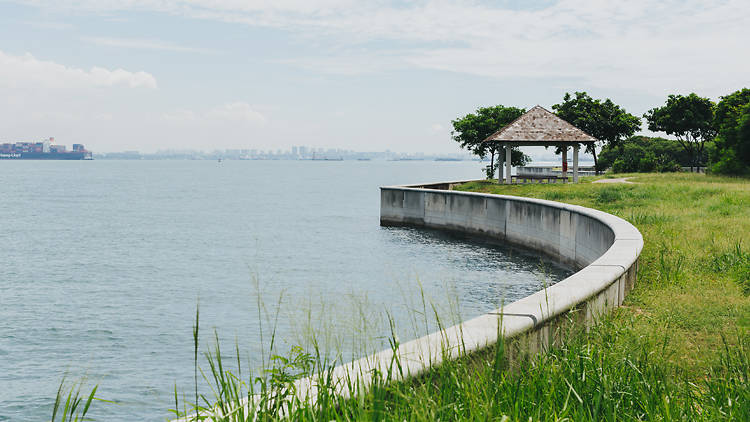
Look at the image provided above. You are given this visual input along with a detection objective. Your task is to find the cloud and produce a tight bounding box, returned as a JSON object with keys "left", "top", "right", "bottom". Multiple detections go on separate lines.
{"left": 0, "top": 50, "right": 157, "bottom": 89}
{"left": 8, "top": 0, "right": 749, "bottom": 153}
{"left": 18, "top": 0, "right": 748, "bottom": 96}
{"left": 0, "top": 49, "right": 160, "bottom": 152}
{"left": 82, "top": 36, "right": 218, "bottom": 54}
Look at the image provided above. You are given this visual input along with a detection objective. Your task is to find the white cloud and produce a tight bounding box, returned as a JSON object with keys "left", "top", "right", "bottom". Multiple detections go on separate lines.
{"left": 0, "top": 49, "right": 160, "bottom": 151}
{"left": 0, "top": 50, "right": 157, "bottom": 89}
{"left": 7, "top": 0, "right": 750, "bottom": 153}
{"left": 83, "top": 36, "right": 218, "bottom": 54}
{"left": 17, "top": 0, "right": 750, "bottom": 97}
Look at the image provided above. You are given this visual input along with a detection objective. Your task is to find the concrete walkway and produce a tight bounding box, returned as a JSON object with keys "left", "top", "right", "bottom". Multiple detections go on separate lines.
{"left": 593, "top": 177, "right": 634, "bottom": 184}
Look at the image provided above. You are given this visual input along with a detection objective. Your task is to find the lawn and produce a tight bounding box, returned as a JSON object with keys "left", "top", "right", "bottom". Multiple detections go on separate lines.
{"left": 456, "top": 173, "right": 750, "bottom": 380}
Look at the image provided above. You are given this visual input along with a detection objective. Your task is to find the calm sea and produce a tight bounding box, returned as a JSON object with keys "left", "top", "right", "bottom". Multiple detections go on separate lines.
{"left": 0, "top": 160, "right": 571, "bottom": 421}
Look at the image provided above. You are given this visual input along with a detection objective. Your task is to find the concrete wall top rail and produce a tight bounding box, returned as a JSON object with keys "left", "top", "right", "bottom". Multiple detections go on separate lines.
{"left": 180, "top": 182, "right": 643, "bottom": 418}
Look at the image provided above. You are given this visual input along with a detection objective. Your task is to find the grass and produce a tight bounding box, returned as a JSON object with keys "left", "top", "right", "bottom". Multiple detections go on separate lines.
{"left": 54, "top": 173, "right": 750, "bottom": 421}
{"left": 50, "top": 378, "right": 98, "bottom": 422}
{"left": 457, "top": 173, "right": 750, "bottom": 378}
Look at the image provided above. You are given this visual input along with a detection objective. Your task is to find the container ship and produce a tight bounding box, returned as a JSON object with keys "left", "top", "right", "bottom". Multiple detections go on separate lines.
{"left": 0, "top": 137, "right": 92, "bottom": 160}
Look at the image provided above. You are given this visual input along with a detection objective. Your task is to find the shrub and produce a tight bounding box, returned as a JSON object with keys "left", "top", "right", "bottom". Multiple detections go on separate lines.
{"left": 600, "top": 136, "right": 702, "bottom": 173}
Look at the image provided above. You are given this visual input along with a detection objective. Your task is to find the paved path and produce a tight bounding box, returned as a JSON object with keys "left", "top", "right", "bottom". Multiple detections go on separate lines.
{"left": 593, "top": 177, "right": 635, "bottom": 184}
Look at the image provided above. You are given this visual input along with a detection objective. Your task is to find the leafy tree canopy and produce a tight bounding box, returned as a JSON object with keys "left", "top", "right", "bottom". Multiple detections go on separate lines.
{"left": 710, "top": 88, "right": 750, "bottom": 175}
{"left": 552, "top": 92, "right": 641, "bottom": 172}
{"left": 451, "top": 105, "right": 530, "bottom": 178}
{"left": 643, "top": 93, "right": 716, "bottom": 168}
{"left": 451, "top": 105, "right": 525, "bottom": 158}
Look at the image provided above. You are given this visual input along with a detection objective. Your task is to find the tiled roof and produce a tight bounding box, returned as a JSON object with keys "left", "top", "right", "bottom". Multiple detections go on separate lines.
{"left": 484, "top": 105, "right": 597, "bottom": 143}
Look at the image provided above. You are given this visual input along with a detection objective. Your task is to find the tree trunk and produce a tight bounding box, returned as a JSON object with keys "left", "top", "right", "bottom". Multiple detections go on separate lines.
{"left": 490, "top": 150, "right": 495, "bottom": 180}
{"left": 591, "top": 143, "right": 599, "bottom": 175}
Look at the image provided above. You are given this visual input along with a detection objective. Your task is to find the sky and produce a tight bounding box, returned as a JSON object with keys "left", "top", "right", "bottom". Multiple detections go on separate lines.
{"left": 0, "top": 0, "right": 748, "bottom": 154}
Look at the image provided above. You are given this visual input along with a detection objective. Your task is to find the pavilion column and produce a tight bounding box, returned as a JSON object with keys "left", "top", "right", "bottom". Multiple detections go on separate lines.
{"left": 573, "top": 144, "right": 579, "bottom": 183}
{"left": 505, "top": 144, "right": 512, "bottom": 185}
{"left": 561, "top": 146, "right": 568, "bottom": 180}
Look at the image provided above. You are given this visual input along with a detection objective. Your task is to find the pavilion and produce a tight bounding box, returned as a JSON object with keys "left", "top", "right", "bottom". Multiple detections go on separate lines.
{"left": 483, "top": 105, "right": 597, "bottom": 184}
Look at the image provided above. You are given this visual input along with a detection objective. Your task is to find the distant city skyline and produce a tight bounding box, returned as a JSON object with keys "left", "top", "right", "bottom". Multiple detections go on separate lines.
{"left": 1, "top": 1, "right": 747, "bottom": 154}
{"left": 1, "top": 134, "right": 590, "bottom": 163}
{"left": 94, "top": 144, "right": 592, "bottom": 164}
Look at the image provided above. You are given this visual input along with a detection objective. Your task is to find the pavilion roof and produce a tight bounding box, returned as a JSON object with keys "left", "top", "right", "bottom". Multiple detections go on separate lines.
{"left": 483, "top": 105, "right": 597, "bottom": 144}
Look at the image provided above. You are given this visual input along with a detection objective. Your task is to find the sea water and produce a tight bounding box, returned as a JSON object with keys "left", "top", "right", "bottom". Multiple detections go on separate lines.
{"left": 0, "top": 160, "right": 571, "bottom": 421}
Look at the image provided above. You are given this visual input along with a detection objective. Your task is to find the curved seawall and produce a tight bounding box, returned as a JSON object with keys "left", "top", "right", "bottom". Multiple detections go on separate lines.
{"left": 300, "top": 182, "right": 640, "bottom": 400}
{"left": 182, "top": 181, "right": 643, "bottom": 417}
{"left": 378, "top": 182, "right": 642, "bottom": 361}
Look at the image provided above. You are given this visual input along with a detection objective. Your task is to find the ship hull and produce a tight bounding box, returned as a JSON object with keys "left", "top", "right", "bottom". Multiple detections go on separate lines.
{"left": 0, "top": 152, "right": 91, "bottom": 160}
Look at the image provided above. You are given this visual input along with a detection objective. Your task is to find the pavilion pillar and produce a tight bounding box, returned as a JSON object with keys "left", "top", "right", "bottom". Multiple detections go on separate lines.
{"left": 573, "top": 144, "right": 579, "bottom": 183}
{"left": 561, "top": 146, "right": 568, "bottom": 180}
{"left": 505, "top": 144, "right": 512, "bottom": 185}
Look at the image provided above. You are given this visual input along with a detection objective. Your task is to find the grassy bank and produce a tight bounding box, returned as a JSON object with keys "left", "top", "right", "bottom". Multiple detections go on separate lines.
{"left": 57, "top": 173, "right": 750, "bottom": 421}
{"left": 458, "top": 173, "right": 750, "bottom": 379}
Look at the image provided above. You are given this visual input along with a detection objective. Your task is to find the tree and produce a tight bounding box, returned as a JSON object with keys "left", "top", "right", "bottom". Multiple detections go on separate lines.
{"left": 644, "top": 93, "right": 716, "bottom": 171}
{"left": 451, "top": 105, "right": 530, "bottom": 179}
{"left": 552, "top": 92, "right": 641, "bottom": 174}
{"left": 710, "top": 88, "right": 750, "bottom": 175}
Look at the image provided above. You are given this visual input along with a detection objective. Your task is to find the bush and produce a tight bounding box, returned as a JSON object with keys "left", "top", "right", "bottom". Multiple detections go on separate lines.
{"left": 611, "top": 158, "right": 628, "bottom": 173}
{"left": 600, "top": 136, "right": 703, "bottom": 173}
{"left": 638, "top": 152, "right": 656, "bottom": 172}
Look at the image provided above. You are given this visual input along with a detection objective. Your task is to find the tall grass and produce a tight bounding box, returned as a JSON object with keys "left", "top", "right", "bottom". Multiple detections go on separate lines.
{"left": 169, "top": 311, "right": 749, "bottom": 421}
{"left": 712, "top": 241, "right": 750, "bottom": 294}
{"left": 50, "top": 378, "right": 98, "bottom": 422}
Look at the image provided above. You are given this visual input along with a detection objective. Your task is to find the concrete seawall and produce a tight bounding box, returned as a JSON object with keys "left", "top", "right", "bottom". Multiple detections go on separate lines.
{"left": 377, "top": 183, "right": 642, "bottom": 362}
{"left": 180, "top": 182, "right": 643, "bottom": 418}
{"left": 289, "top": 183, "right": 641, "bottom": 402}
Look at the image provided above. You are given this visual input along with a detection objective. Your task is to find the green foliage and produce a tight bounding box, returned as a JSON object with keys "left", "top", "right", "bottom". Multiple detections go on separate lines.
{"left": 644, "top": 93, "right": 717, "bottom": 169}
{"left": 552, "top": 92, "right": 642, "bottom": 172}
{"left": 51, "top": 378, "right": 98, "bottom": 422}
{"left": 710, "top": 88, "right": 750, "bottom": 175}
{"left": 599, "top": 136, "right": 693, "bottom": 173}
{"left": 451, "top": 105, "right": 530, "bottom": 178}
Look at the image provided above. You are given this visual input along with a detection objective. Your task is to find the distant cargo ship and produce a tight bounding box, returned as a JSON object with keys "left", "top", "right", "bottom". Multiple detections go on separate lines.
{"left": 0, "top": 138, "right": 92, "bottom": 160}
